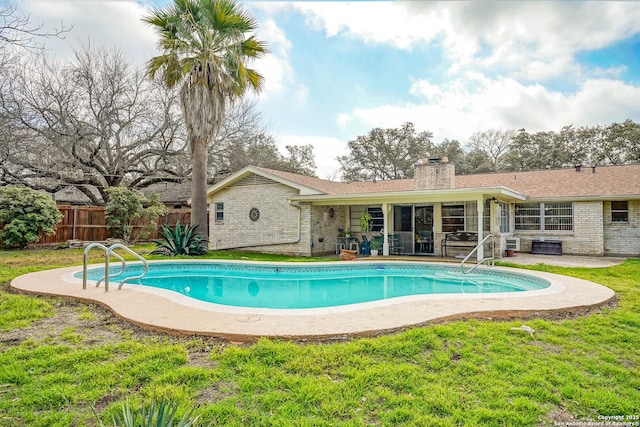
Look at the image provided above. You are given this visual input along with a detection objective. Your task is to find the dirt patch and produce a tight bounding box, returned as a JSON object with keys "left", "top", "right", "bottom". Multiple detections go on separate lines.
{"left": 186, "top": 351, "right": 219, "bottom": 369}
{"left": 195, "top": 381, "right": 238, "bottom": 405}
{"left": 527, "top": 341, "right": 563, "bottom": 354}
{"left": 540, "top": 408, "right": 577, "bottom": 426}
{"left": 1, "top": 298, "right": 150, "bottom": 347}
{"left": 0, "top": 294, "right": 226, "bottom": 351}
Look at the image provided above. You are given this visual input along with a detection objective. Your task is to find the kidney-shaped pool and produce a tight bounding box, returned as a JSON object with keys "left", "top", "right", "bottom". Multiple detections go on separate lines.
{"left": 77, "top": 261, "right": 550, "bottom": 309}
{"left": 12, "top": 260, "right": 616, "bottom": 340}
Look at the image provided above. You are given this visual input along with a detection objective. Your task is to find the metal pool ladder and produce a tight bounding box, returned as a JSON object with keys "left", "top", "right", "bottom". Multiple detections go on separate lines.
{"left": 461, "top": 235, "right": 495, "bottom": 274}
{"left": 83, "top": 243, "right": 149, "bottom": 292}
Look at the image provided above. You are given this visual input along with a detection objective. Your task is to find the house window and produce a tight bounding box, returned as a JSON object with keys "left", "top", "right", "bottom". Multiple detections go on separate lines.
{"left": 478, "top": 200, "right": 510, "bottom": 233}
{"left": 611, "top": 201, "right": 629, "bottom": 222}
{"left": 367, "top": 207, "right": 384, "bottom": 232}
{"left": 515, "top": 202, "right": 572, "bottom": 231}
{"left": 499, "top": 201, "right": 510, "bottom": 233}
{"left": 482, "top": 200, "right": 491, "bottom": 233}
{"left": 215, "top": 203, "right": 224, "bottom": 222}
{"left": 349, "top": 206, "right": 383, "bottom": 232}
{"left": 515, "top": 203, "right": 540, "bottom": 231}
{"left": 544, "top": 202, "right": 573, "bottom": 231}
{"left": 441, "top": 203, "right": 465, "bottom": 232}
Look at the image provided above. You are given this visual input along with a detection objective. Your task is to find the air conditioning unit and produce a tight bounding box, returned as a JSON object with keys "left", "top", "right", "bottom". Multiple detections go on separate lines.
{"left": 505, "top": 237, "right": 521, "bottom": 251}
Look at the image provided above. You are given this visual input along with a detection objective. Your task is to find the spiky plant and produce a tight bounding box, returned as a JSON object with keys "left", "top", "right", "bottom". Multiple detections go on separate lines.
{"left": 97, "top": 399, "right": 202, "bottom": 427}
{"left": 151, "top": 221, "right": 208, "bottom": 256}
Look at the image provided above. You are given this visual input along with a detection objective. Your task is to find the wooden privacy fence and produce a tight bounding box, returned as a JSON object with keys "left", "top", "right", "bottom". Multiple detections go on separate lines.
{"left": 35, "top": 206, "right": 203, "bottom": 245}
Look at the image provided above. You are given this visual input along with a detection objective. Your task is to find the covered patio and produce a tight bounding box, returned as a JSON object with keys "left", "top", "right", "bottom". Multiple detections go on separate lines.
{"left": 303, "top": 185, "right": 525, "bottom": 260}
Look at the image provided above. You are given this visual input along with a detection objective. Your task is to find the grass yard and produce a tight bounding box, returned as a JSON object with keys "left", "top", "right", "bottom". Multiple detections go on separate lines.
{"left": 0, "top": 247, "right": 638, "bottom": 426}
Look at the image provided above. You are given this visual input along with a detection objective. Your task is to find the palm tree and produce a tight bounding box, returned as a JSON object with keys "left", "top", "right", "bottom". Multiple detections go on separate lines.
{"left": 143, "top": 0, "right": 267, "bottom": 236}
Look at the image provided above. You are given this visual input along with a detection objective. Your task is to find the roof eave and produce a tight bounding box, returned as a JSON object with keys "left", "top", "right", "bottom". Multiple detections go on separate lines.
{"left": 524, "top": 194, "right": 640, "bottom": 202}
{"left": 205, "top": 166, "right": 325, "bottom": 202}
{"left": 291, "top": 187, "right": 526, "bottom": 205}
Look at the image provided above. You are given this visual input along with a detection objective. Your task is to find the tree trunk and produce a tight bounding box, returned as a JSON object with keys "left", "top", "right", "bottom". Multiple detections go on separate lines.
{"left": 191, "top": 135, "right": 209, "bottom": 237}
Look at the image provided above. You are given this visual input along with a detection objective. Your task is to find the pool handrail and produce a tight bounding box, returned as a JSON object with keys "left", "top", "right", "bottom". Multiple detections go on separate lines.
{"left": 83, "top": 243, "right": 125, "bottom": 290}
{"left": 461, "top": 234, "right": 495, "bottom": 274}
{"left": 83, "top": 243, "right": 148, "bottom": 292}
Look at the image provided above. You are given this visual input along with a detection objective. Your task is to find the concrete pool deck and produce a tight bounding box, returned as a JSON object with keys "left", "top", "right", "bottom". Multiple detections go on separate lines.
{"left": 10, "top": 258, "right": 618, "bottom": 342}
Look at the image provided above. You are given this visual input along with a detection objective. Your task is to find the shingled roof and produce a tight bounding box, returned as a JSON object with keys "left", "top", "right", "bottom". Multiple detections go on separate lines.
{"left": 455, "top": 164, "right": 640, "bottom": 199}
{"left": 256, "top": 164, "right": 640, "bottom": 200}
{"left": 255, "top": 167, "right": 414, "bottom": 195}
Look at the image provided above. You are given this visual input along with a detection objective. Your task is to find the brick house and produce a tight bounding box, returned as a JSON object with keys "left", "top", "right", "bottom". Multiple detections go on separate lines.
{"left": 205, "top": 160, "right": 640, "bottom": 258}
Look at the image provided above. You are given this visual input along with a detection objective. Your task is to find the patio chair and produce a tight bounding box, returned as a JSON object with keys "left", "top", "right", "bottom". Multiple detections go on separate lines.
{"left": 388, "top": 234, "right": 405, "bottom": 255}
{"left": 417, "top": 230, "right": 433, "bottom": 253}
{"left": 349, "top": 239, "right": 360, "bottom": 253}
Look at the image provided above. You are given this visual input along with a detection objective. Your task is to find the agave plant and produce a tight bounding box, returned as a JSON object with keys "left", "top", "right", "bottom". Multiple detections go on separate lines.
{"left": 97, "top": 399, "right": 201, "bottom": 427}
{"left": 151, "top": 221, "right": 208, "bottom": 256}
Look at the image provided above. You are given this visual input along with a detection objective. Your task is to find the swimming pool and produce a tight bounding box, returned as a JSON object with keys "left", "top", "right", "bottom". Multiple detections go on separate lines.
{"left": 78, "top": 261, "right": 550, "bottom": 310}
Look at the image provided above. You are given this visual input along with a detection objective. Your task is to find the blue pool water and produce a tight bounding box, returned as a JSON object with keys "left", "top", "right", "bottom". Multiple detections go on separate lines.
{"left": 77, "top": 262, "right": 550, "bottom": 309}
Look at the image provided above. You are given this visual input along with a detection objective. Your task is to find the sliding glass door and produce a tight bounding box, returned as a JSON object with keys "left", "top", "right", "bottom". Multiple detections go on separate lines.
{"left": 390, "top": 204, "right": 434, "bottom": 255}
{"left": 414, "top": 205, "right": 434, "bottom": 255}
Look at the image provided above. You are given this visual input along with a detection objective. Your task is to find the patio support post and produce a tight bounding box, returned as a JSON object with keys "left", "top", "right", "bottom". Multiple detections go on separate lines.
{"left": 491, "top": 200, "right": 500, "bottom": 258}
{"left": 477, "top": 197, "right": 484, "bottom": 260}
{"left": 382, "top": 202, "right": 390, "bottom": 256}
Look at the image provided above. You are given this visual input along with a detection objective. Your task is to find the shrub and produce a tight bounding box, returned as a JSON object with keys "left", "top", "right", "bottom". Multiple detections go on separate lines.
{"left": 105, "top": 187, "right": 168, "bottom": 243}
{"left": 151, "top": 221, "right": 208, "bottom": 256}
{"left": 0, "top": 186, "right": 62, "bottom": 248}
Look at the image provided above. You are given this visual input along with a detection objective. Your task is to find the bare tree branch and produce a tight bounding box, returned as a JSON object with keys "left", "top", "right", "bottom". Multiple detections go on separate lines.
{"left": 0, "top": 44, "right": 188, "bottom": 204}
{"left": 0, "top": 4, "right": 71, "bottom": 53}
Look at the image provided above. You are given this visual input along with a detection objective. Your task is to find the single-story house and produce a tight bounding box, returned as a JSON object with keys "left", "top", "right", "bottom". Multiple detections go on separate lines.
{"left": 205, "top": 159, "right": 640, "bottom": 259}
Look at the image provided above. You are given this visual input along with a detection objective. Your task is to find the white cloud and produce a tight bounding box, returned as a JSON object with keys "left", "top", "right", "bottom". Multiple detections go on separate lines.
{"left": 293, "top": 84, "right": 309, "bottom": 108}
{"left": 336, "top": 113, "right": 351, "bottom": 130}
{"left": 289, "top": 2, "right": 444, "bottom": 50}
{"left": 23, "top": 1, "right": 157, "bottom": 64}
{"left": 246, "top": 14, "right": 312, "bottom": 110}
{"left": 409, "top": 80, "right": 442, "bottom": 101}
{"left": 275, "top": 134, "right": 347, "bottom": 180}
{"left": 459, "top": 3, "right": 640, "bottom": 82}
{"left": 276, "top": 2, "right": 640, "bottom": 82}
{"left": 564, "top": 79, "right": 640, "bottom": 126}
{"left": 253, "top": 17, "right": 295, "bottom": 98}
{"left": 347, "top": 76, "right": 640, "bottom": 145}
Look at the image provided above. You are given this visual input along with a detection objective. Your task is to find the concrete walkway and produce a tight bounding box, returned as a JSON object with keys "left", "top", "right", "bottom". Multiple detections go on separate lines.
{"left": 10, "top": 258, "right": 619, "bottom": 342}
{"left": 358, "top": 253, "right": 627, "bottom": 268}
{"left": 494, "top": 253, "right": 626, "bottom": 268}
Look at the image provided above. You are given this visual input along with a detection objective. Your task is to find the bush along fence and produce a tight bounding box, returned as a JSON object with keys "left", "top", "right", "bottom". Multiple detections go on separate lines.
{"left": 33, "top": 206, "right": 207, "bottom": 245}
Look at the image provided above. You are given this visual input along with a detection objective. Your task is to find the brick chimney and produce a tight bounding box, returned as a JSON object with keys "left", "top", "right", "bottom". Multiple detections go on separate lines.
{"left": 414, "top": 157, "right": 456, "bottom": 190}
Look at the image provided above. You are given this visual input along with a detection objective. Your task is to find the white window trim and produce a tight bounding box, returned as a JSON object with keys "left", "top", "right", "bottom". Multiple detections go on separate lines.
{"left": 214, "top": 202, "right": 224, "bottom": 223}
{"left": 611, "top": 201, "right": 629, "bottom": 223}
{"left": 515, "top": 202, "right": 573, "bottom": 233}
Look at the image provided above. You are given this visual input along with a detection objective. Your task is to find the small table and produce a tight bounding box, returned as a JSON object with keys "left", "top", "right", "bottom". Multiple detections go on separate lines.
{"left": 416, "top": 233, "right": 433, "bottom": 253}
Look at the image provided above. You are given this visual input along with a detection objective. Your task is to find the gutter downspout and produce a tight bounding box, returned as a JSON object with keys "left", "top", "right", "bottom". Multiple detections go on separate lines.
{"left": 213, "top": 200, "right": 302, "bottom": 250}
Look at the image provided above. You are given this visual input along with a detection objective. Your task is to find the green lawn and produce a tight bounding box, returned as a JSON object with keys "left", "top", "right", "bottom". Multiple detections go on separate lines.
{"left": 0, "top": 247, "right": 638, "bottom": 426}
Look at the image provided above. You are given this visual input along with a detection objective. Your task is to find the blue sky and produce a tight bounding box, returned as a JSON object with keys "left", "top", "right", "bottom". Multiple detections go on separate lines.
{"left": 19, "top": 0, "right": 640, "bottom": 179}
